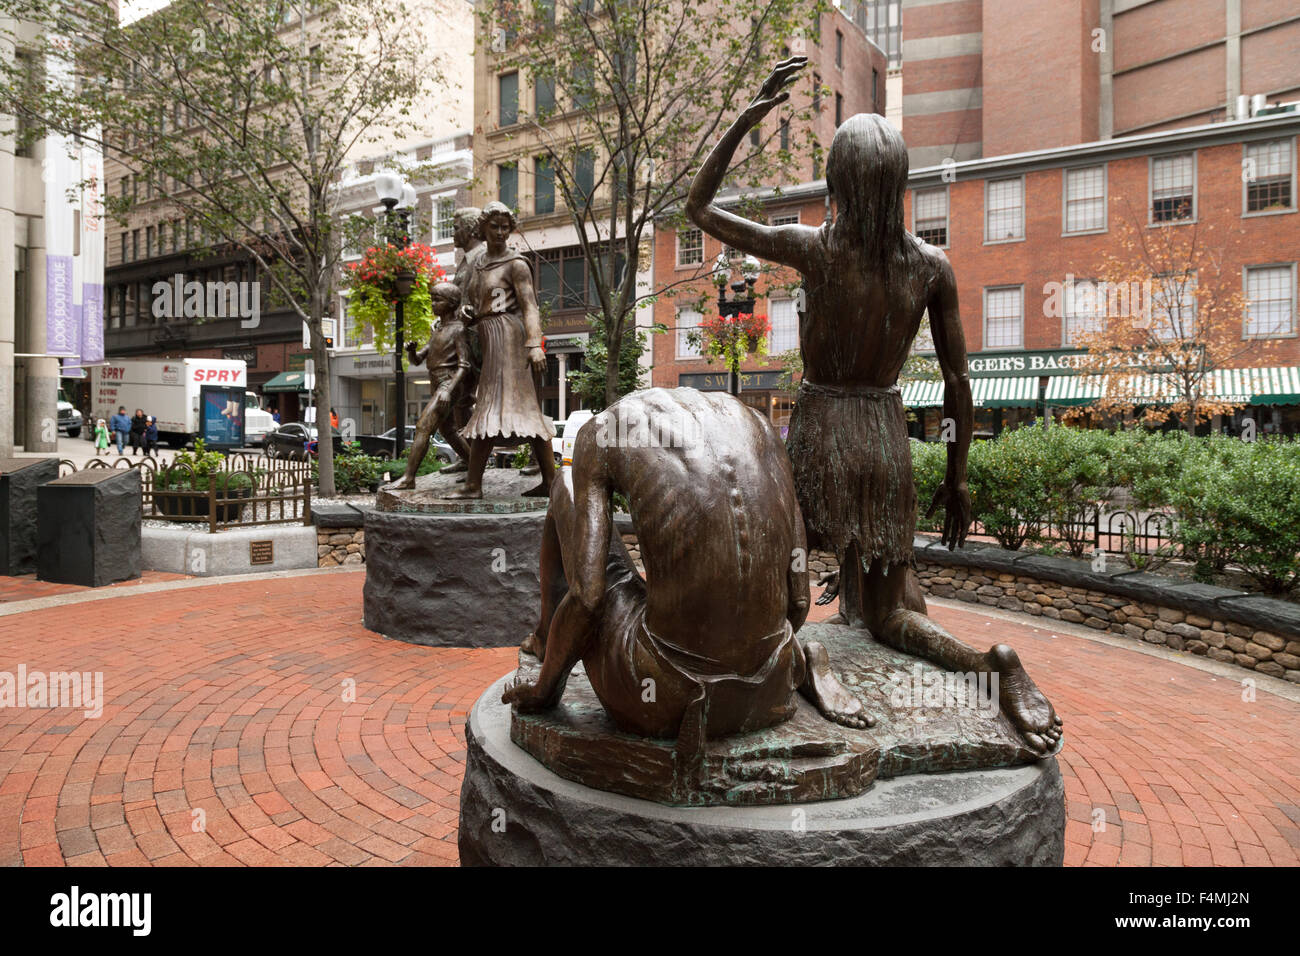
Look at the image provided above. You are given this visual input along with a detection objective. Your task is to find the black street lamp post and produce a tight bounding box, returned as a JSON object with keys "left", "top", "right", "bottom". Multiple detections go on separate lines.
{"left": 713, "top": 253, "right": 761, "bottom": 396}
{"left": 376, "top": 174, "right": 417, "bottom": 458}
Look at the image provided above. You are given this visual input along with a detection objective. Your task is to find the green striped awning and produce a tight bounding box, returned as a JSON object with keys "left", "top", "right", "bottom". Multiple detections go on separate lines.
{"left": 1044, "top": 367, "right": 1300, "bottom": 407}
{"left": 1044, "top": 375, "right": 1102, "bottom": 406}
{"left": 900, "top": 380, "right": 944, "bottom": 408}
{"left": 972, "top": 376, "right": 1040, "bottom": 408}
{"left": 901, "top": 376, "right": 1041, "bottom": 409}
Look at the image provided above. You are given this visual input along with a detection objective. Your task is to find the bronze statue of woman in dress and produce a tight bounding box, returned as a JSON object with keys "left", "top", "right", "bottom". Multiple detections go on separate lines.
{"left": 446, "top": 201, "right": 557, "bottom": 499}
{"left": 686, "top": 57, "right": 1062, "bottom": 756}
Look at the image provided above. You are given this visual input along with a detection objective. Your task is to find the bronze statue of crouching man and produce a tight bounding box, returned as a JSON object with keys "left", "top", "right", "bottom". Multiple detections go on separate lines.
{"left": 504, "top": 387, "right": 868, "bottom": 759}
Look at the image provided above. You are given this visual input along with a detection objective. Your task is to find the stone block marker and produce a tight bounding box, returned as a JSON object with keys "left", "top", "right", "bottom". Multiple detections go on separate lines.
{"left": 36, "top": 467, "right": 141, "bottom": 587}
{"left": 0, "top": 457, "right": 59, "bottom": 575}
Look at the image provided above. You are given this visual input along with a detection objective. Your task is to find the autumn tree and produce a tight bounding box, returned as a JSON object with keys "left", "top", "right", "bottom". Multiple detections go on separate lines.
{"left": 1064, "top": 208, "right": 1274, "bottom": 435}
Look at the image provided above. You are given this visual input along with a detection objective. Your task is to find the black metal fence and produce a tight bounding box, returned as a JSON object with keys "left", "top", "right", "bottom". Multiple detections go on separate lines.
{"left": 59, "top": 454, "right": 312, "bottom": 532}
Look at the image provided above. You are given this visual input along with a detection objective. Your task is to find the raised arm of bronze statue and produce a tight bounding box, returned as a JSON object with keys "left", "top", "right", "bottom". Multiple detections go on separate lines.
{"left": 686, "top": 56, "right": 817, "bottom": 274}
{"left": 924, "top": 256, "right": 973, "bottom": 551}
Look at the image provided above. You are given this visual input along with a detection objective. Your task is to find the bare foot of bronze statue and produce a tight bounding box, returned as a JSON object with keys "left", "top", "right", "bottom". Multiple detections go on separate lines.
{"left": 520, "top": 631, "right": 544, "bottom": 660}
{"left": 502, "top": 673, "right": 564, "bottom": 712}
{"left": 988, "top": 644, "right": 1063, "bottom": 756}
{"left": 384, "top": 475, "right": 416, "bottom": 491}
{"left": 521, "top": 483, "right": 549, "bottom": 498}
{"left": 801, "top": 640, "right": 874, "bottom": 729}
{"left": 442, "top": 460, "right": 467, "bottom": 474}
{"left": 443, "top": 486, "right": 483, "bottom": 500}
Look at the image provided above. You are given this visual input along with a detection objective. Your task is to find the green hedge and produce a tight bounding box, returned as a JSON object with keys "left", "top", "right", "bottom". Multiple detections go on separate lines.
{"left": 913, "top": 426, "right": 1300, "bottom": 594}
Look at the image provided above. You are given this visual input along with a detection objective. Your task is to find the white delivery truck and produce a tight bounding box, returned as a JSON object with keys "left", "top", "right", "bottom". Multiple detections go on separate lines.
{"left": 88, "top": 358, "right": 275, "bottom": 449}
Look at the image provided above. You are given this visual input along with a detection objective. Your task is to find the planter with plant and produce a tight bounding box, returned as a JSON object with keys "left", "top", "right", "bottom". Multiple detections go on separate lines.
{"left": 342, "top": 242, "right": 446, "bottom": 353}
{"left": 155, "top": 439, "right": 260, "bottom": 521}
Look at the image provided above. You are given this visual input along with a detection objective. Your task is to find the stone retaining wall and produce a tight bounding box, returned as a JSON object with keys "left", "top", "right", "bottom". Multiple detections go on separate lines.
{"left": 914, "top": 562, "right": 1300, "bottom": 682}
{"left": 318, "top": 527, "right": 364, "bottom": 567}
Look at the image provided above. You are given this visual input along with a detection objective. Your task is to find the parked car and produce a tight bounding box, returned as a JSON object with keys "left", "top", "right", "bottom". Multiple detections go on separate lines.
{"left": 554, "top": 409, "right": 595, "bottom": 466}
{"left": 357, "top": 426, "right": 458, "bottom": 464}
{"left": 264, "top": 422, "right": 342, "bottom": 460}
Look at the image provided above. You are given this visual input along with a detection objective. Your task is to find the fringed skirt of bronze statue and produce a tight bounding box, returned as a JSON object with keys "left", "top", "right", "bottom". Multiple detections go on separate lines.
{"left": 461, "top": 311, "right": 554, "bottom": 442}
{"left": 786, "top": 381, "right": 916, "bottom": 568}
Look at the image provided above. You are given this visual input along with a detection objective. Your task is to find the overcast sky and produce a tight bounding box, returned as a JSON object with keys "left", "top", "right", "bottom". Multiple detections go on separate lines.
{"left": 119, "top": 0, "right": 171, "bottom": 25}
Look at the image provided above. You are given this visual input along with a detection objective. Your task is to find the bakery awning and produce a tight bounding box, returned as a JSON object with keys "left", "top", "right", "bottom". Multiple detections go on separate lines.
{"left": 1045, "top": 367, "right": 1300, "bottom": 407}
{"left": 902, "top": 376, "right": 1041, "bottom": 409}
{"left": 261, "top": 370, "right": 310, "bottom": 393}
{"left": 900, "top": 380, "right": 944, "bottom": 408}
{"left": 972, "top": 376, "right": 1039, "bottom": 408}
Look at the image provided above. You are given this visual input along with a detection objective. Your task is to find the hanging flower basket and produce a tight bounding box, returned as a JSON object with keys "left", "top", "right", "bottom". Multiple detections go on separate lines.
{"left": 688, "top": 311, "right": 771, "bottom": 371}
{"left": 342, "top": 243, "right": 446, "bottom": 355}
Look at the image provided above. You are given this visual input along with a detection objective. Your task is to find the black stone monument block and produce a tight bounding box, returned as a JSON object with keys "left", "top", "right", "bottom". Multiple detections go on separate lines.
{"left": 0, "top": 458, "right": 59, "bottom": 576}
{"left": 37, "top": 468, "right": 142, "bottom": 587}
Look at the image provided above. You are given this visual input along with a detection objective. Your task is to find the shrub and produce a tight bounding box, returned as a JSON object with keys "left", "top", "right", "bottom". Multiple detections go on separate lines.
{"left": 910, "top": 440, "right": 947, "bottom": 534}
{"left": 158, "top": 439, "right": 257, "bottom": 493}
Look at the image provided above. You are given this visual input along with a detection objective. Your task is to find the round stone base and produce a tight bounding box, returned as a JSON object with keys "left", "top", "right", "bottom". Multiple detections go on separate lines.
{"left": 459, "top": 676, "right": 1066, "bottom": 866}
{"left": 362, "top": 510, "right": 544, "bottom": 647}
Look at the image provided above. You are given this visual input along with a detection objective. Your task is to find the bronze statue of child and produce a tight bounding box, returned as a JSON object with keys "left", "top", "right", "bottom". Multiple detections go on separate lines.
{"left": 385, "top": 281, "right": 474, "bottom": 489}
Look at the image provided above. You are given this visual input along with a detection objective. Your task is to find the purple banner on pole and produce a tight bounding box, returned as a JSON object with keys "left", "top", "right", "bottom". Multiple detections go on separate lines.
{"left": 46, "top": 254, "right": 77, "bottom": 356}
{"left": 81, "top": 282, "right": 104, "bottom": 364}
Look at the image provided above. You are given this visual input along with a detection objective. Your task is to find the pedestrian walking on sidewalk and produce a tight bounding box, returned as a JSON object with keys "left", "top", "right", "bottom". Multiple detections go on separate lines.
{"left": 109, "top": 407, "right": 131, "bottom": 455}
{"left": 129, "top": 409, "right": 147, "bottom": 455}
{"left": 93, "top": 419, "right": 110, "bottom": 456}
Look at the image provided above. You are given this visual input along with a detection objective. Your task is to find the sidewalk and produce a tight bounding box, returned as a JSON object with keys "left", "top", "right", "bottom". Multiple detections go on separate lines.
{"left": 0, "top": 567, "right": 1296, "bottom": 866}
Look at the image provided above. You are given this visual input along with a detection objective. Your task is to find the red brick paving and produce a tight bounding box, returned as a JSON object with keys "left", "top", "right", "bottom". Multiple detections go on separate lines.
{"left": 0, "top": 568, "right": 1296, "bottom": 866}
{"left": 0, "top": 570, "right": 192, "bottom": 605}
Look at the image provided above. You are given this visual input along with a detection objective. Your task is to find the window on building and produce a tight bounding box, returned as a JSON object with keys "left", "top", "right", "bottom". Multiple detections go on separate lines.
{"left": 750, "top": 125, "right": 760, "bottom": 148}
{"left": 172, "top": 220, "right": 181, "bottom": 253}
{"left": 499, "top": 163, "right": 518, "bottom": 210}
{"left": 309, "top": 45, "right": 321, "bottom": 84}
{"left": 769, "top": 298, "right": 799, "bottom": 353}
{"left": 913, "top": 186, "right": 948, "bottom": 246}
{"left": 862, "top": 0, "right": 902, "bottom": 68}
{"left": 132, "top": 229, "right": 140, "bottom": 260}
{"left": 572, "top": 62, "right": 594, "bottom": 110}
{"left": 1064, "top": 279, "right": 1105, "bottom": 345}
{"left": 1151, "top": 153, "right": 1195, "bottom": 222}
{"left": 872, "top": 69, "right": 879, "bottom": 109}
{"left": 575, "top": 148, "right": 594, "bottom": 208}
{"left": 677, "top": 307, "right": 703, "bottom": 358}
{"left": 835, "top": 92, "right": 843, "bottom": 127}
{"left": 535, "top": 75, "right": 555, "bottom": 116}
{"left": 1245, "top": 140, "right": 1294, "bottom": 213}
{"left": 120, "top": 232, "right": 129, "bottom": 264}
{"left": 779, "top": 118, "right": 790, "bottom": 152}
{"left": 677, "top": 227, "right": 703, "bottom": 266}
{"left": 13, "top": 51, "right": 38, "bottom": 158}
{"left": 1245, "top": 265, "right": 1295, "bottom": 337}
{"left": 812, "top": 140, "right": 822, "bottom": 180}
{"left": 499, "top": 72, "right": 519, "bottom": 127}
{"left": 985, "top": 177, "right": 1024, "bottom": 242}
{"left": 812, "top": 73, "right": 821, "bottom": 112}
{"left": 535, "top": 156, "right": 555, "bottom": 215}
{"left": 1064, "top": 165, "right": 1106, "bottom": 234}
{"left": 984, "top": 287, "right": 1023, "bottom": 349}
{"left": 771, "top": 212, "right": 801, "bottom": 226}
{"left": 1150, "top": 273, "right": 1196, "bottom": 340}
{"left": 537, "top": 0, "right": 556, "bottom": 26}
{"left": 835, "top": 30, "right": 843, "bottom": 68}
{"left": 435, "top": 198, "right": 456, "bottom": 241}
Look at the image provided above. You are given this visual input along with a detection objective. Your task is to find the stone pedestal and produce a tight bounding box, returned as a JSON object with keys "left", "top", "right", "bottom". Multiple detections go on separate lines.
{"left": 459, "top": 674, "right": 1066, "bottom": 866}
{"left": 37, "top": 468, "right": 141, "bottom": 587}
{"left": 362, "top": 468, "right": 547, "bottom": 647}
{"left": 0, "top": 457, "right": 58, "bottom": 575}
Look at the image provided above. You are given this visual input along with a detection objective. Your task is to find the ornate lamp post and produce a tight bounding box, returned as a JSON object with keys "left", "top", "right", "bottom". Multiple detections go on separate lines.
{"left": 713, "top": 253, "right": 761, "bottom": 396}
{"left": 375, "top": 175, "right": 417, "bottom": 457}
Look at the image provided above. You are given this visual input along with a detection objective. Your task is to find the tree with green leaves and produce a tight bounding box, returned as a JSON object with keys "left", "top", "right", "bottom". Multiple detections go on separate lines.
{"left": 482, "top": 0, "right": 829, "bottom": 407}
{"left": 0, "top": 0, "right": 442, "bottom": 495}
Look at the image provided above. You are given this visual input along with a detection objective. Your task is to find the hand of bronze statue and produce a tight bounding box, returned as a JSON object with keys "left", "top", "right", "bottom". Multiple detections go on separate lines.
{"left": 926, "top": 480, "right": 971, "bottom": 551}
{"left": 747, "top": 55, "right": 807, "bottom": 117}
{"left": 528, "top": 345, "right": 546, "bottom": 372}
{"left": 458, "top": 303, "right": 477, "bottom": 326}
